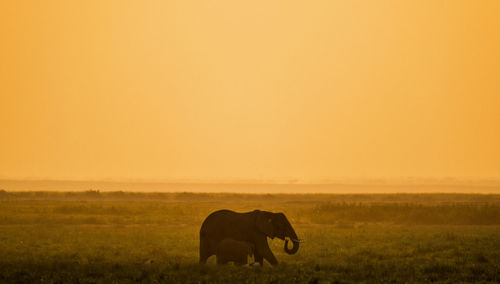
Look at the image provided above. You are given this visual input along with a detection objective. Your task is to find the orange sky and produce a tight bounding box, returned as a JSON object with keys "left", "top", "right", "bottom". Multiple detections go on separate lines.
{"left": 1, "top": 1, "right": 499, "bottom": 181}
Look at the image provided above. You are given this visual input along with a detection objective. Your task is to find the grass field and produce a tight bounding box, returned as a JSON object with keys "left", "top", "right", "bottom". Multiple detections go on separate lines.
{"left": 0, "top": 191, "right": 499, "bottom": 283}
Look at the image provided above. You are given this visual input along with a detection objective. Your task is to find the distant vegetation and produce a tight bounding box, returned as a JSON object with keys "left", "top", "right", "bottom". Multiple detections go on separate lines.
{"left": 0, "top": 192, "right": 499, "bottom": 282}
{"left": 1, "top": 191, "right": 498, "bottom": 226}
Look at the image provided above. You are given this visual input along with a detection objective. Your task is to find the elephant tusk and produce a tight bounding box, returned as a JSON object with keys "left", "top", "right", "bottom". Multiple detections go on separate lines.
{"left": 289, "top": 238, "right": 305, "bottom": 243}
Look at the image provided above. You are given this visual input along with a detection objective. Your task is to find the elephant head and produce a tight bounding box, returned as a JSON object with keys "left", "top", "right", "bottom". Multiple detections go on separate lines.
{"left": 255, "top": 211, "right": 302, "bottom": 255}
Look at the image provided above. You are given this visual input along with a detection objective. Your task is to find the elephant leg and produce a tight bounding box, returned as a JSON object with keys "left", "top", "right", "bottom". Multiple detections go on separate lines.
{"left": 216, "top": 256, "right": 228, "bottom": 265}
{"left": 254, "top": 250, "right": 264, "bottom": 266}
{"left": 199, "top": 250, "right": 208, "bottom": 264}
{"left": 235, "top": 255, "right": 247, "bottom": 266}
{"left": 263, "top": 250, "right": 278, "bottom": 266}
{"left": 199, "top": 240, "right": 213, "bottom": 264}
{"left": 200, "top": 252, "right": 210, "bottom": 264}
{"left": 256, "top": 239, "right": 278, "bottom": 266}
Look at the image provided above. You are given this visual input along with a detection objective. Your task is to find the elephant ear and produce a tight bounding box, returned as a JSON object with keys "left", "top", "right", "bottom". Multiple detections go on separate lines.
{"left": 255, "top": 211, "right": 275, "bottom": 238}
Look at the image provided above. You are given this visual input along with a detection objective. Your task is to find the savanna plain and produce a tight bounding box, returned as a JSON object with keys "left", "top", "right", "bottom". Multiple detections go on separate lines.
{"left": 0, "top": 190, "right": 499, "bottom": 283}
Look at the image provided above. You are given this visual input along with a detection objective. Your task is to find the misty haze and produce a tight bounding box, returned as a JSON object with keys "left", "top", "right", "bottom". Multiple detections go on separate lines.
{"left": 1, "top": 0, "right": 499, "bottom": 282}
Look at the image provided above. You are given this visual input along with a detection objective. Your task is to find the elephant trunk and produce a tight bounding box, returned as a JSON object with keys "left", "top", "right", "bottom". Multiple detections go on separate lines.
{"left": 283, "top": 225, "right": 300, "bottom": 255}
{"left": 284, "top": 239, "right": 299, "bottom": 254}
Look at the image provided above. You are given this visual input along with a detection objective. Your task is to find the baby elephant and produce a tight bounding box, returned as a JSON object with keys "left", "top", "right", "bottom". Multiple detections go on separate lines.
{"left": 216, "top": 239, "right": 255, "bottom": 265}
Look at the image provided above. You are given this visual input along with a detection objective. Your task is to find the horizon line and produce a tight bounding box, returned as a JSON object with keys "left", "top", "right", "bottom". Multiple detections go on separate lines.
{"left": 1, "top": 177, "right": 500, "bottom": 186}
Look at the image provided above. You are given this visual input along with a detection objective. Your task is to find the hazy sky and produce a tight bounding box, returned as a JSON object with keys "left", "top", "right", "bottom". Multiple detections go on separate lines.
{"left": 1, "top": 1, "right": 499, "bottom": 181}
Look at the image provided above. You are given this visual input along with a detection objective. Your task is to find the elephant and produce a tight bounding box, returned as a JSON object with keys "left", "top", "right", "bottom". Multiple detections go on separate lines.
{"left": 199, "top": 209, "right": 301, "bottom": 266}
{"left": 216, "top": 238, "right": 255, "bottom": 265}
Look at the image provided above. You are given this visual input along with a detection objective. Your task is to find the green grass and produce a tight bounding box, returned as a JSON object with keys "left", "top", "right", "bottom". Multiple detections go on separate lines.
{"left": 0, "top": 191, "right": 499, "bottom": 283}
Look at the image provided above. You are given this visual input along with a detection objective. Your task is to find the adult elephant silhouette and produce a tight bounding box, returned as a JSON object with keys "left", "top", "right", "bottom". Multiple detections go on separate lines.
{"left": 199, "top": 209, "right": 301, "bottom": 266}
